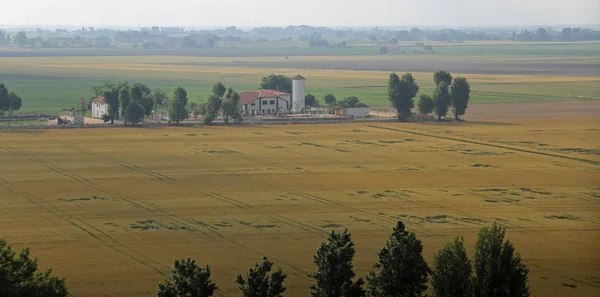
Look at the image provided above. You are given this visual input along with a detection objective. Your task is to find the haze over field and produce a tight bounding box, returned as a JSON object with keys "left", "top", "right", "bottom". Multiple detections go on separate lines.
{"left": 2, "top": 0, "right": 599, "bottom": 27}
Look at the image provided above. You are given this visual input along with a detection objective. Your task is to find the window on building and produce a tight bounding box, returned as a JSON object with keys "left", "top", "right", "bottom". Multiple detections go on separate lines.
{"left": 261, "top": 109, "right": 265, "bottom": 114}
{"left": 250, "top": 103, "right": 255, "bottom": 106}
{"left": 270, "top": 100, "right": 275, "bottom": 104}
{"left": 263, "top": 101, "right": 268, "bottom": 105}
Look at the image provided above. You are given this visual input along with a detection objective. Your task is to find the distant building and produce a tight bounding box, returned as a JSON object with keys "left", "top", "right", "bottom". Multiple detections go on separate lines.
{"left": 292, "top": 75, "right": 306, "bottom": 113}
{"left": 91, "top": 96, "right": 107, "bottom": 118}
{"left": 239, "top": 90, "right": 291, "bottom": 115}
{"left": 335, "top": 107, "right": 370, "bottom": 118}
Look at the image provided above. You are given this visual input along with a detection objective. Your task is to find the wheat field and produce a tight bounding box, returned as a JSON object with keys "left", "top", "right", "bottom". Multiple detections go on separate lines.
{"left": 0, "top": 118, "right": 599, "bottom": 296}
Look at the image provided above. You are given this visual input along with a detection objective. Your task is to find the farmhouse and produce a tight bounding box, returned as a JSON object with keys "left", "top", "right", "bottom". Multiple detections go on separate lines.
{"left": 239, "top": 90, "right": 291, "bottom": 115}
{"left": 91, "top": 96, "right": 107, "bottom": 118}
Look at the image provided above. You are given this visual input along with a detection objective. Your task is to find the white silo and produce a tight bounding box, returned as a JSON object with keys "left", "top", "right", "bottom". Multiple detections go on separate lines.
{"left": 292, "top": 75, "right": 306, "bottom": 113}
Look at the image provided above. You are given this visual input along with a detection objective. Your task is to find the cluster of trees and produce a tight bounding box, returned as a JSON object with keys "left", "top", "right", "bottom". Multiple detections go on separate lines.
{"left": 322, "top": 94, "right": 368, "bottom": 108}
{"left": 90, "top": 82, "right": 156, "bottom": 126}
{"left": 0, "top": 82, "right": 23, "bottom": 124}
{"left": 388, "top": 70, "right": 470, "bottom": 122}
{"left": 1, "top": 221, "right": 527, "bottom": 297}
{"left": 513, "top": 27, "right": 600, "bottom": 42}
{"left": 195, "top": 82, "right": 243, "bottom": 125}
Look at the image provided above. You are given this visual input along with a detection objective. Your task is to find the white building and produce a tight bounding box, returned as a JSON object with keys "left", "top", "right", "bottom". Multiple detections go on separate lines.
{"left": 239, "top": 90, "right": 291, "bottom": 115}
{"left": 292, "top": 75, "right": 306, "bottom": 113}
{"left": 335, "top": 107, "right": 370, "bottom": 118}
{"left": 91, "top": 96, "right": 107, "bottom": 118}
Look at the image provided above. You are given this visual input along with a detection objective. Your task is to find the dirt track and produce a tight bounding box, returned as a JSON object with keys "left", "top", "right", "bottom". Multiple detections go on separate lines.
{"left": 463, "top": 100, "right": 600, "bottom": 121}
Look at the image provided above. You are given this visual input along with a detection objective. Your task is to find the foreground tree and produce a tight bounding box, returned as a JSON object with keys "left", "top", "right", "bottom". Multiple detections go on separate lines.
{"left": 474, "top": 222, "right": 529, "bottom": 297}
{"left": 212, "top": 82, "right": 227, "bottom": 98}
{"left": 450, "top": 77, "right": 471, "bottom": 120}
{"left": 0, "top": 83, "right": 23, "bottom": 127}
{"left": 260, "top": 74, "right": 292, "bottom": 93}
{"left": 433, "top": 82, "right": 450, "bottom": 121}
{"left": 75, "top": 97, "right": 88, "bottom": 116}
{"left": 153, "top": 88, "right": 168, "bottom": 107}
{"left": 367, "top": 221, "right": 429, "bottom": 297}
{"left": 235, "top": 256, "right": 287, "bottom": 297}
{"left": 169, "top": 86, "right": 189, "bottom": 126}
{"left": 309, "top": 229, "right": 365, "bottom": 297}
{"left": 0, "top": 83, "right": 9, "bottom": 116}
{"left": 387, "top": 73, "right": 419, "bottom": 121}
{"left": 433, "top": 70, "right": 453, "bottom": 86}
{"left": 431, "top": 236, "right": 472, "bottom": 297}
{"left": 156, "top": 258, "right": 217, "bottom": 297}
{"left": 0, "top": 237, "right": 69, "bottom": 297}
{"left": 417, "top": 94, "right": 434, "bottom": 117}
{"left": 222, "top": 87, "right": 242, "bottom": 124}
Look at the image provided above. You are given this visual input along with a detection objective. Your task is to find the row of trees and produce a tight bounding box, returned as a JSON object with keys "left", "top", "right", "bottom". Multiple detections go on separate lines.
{"left": 388, "top": 70, "right": 470, "bottom": 122}
{"left": 155, "top": 221, "right": 528, "bottom": 297}
{"left": 0, "top": 82, "right": 23, "bottom": 125}
{"left": 1, "top": 221, "right": 526, "bottom": 297}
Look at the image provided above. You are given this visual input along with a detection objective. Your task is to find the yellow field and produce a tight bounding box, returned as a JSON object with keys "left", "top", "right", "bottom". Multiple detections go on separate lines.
{"left": 0, "top": 119, "right": 599, "bottom": 296}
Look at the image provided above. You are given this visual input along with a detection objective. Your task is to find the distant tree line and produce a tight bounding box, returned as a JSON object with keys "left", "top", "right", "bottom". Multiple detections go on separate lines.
{"left": 388, "top": 70, "right": 470, "bottom": 121}
{"left": 1, "top": 221, "right": 529, "bottom": 297}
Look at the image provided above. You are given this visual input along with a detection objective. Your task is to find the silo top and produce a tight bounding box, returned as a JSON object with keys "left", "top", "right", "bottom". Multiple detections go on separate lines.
{"left": 292, "top": 75, "right": 306, "bottom": 80}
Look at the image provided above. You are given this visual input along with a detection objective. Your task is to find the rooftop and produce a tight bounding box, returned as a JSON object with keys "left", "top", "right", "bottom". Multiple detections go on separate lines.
{"left": 239, "top": 90, "right": 290, "bottom": 105}
{"left": 91, "top": 96, "right": 105, "bottom": 103}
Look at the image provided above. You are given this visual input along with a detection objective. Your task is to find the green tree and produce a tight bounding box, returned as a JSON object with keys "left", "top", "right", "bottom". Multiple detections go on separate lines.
{"left": 14, "top": 31, "right": 28, "bottom": 47}
{"left": 0, "top": 237, "right": 69, "bottom": 297}
{"left": 212, "top": 82, "right": 227, "bottom": 98}
{"left": 450, "top": 77, "right": 471, "bottom": 120}
{"left": 433, "top": 82, "right": 450, "bottom": 121}
{"left": 119, "top": 87, "right": 131, "bottom": 126}
{"left": 431, "top": 237, "right": 472, "bottom": 297}
{"left": 153, "top": 88, "right": 168, "bottom": 107}
{"left": 305, "top": 93, "right": 319, "bottom": 107}
{"left": 340, "top": 96, "right": 360, "bottom": 108}
{"left": 222, "top": 87, "right": 242, "bottom": 124}
{"left": 169, "top": 86, "right": 189, "bottom": 126}
{"left": 5, "top": 92, "right": 23, "bottom": 127}
{"left": 101, "top": 85, "right": 120, "bottom": 124}
{"left": 387, "top": 73, "right": 419, "bottom": 122}
{"left": 260, "top": 74, "right": 292, "bottom": 93}
{"left": 367, "top": 221, "right": 429, "bottom": 297}
{"left": 309, "top": 229, "right": 365, "bottom": 297}
{"left": 126, "top": 103, "right": 145, "bottom": 127}
{"left": 0, "top": 83, "right": 10, "bottom": 117}
{"left": 324, "top": 94, "right": 337, "bottom": 106}
{"left": 417, "top": 94, "right": 434, "bottom": 116}
{"left": 204, "top": 94, "right": 222, "bottom": 125}
{"left": 235, "top": 256, "right": 287, "bottom": 297}
{"left": 75, "top": 97, "right": 88, "bottom": 116}
{"left": 156, "top": 258, "right": 217, "bottom": 297}
{"left": 474, "top": 222, "right": 529, "bottom": 297}
{"left": 433, "top": 70, "right": 453, "bottom": 86}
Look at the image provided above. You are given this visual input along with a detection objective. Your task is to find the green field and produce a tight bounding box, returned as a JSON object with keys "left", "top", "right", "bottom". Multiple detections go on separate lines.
{"left": 0, "top": 41, "right": 599, "bottom": 114}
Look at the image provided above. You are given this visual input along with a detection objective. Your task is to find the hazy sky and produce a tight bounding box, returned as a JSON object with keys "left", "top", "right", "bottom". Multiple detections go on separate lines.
{"left": 2, "top": 0, "right": 599, "bottom": 27}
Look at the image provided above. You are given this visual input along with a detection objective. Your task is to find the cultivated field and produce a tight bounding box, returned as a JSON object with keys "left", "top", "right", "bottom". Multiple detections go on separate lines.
{"left": 1, "top": 41, "right": 599, "bottom": 113}
{"left": 0, "top": 105, "right": 598, "bottom": 296}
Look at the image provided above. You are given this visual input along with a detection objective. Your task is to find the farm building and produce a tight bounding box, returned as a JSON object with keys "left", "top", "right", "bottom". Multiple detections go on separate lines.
{"left": 239, "top": 90, "right": 291, "bottom": 115}
{"left": 335, "top": 107, "right": 370, "bottom": 118}
{"left": 91, "top": 96, "right": 107, "bottom": 118}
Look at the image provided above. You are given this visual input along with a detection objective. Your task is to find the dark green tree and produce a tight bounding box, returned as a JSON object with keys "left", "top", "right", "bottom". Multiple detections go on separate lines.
{"left": 433, "top": 70, "right": 453, "bottom": 86}
{"left": 0, "top": 83, "right": 9, "bottom": 116}
{"left": 222, "top": 87, "right": 242, "bottom": 124}
{"left": 169, "top": 86, "right": 189, "bottom": 126}
{"left": 119, "top": 87, "right": 131, "bottom": 126}
{"left": 0, "top": 237, "right": 69, "bottom": 297}
{"left": 340, "top": 96, "right": 360, "bottom": 108}
{"left": 431, "top": 236, "right": 472, "bottom": 297}
{"left": 235, "top": 256, "right": 286, "bottom": 297}
{"left": 309, "top": 229, "right": 365, "bottom": 297}
{"left": 101, "top": 85, "right": 120, "bottom": 124}
{"left": 417, "top": 94, "right": 434, "bottom": 116}
{"left": 204, "top": 94, "right": 222, "bottom": 125}
{"left": 367, "top": 221, "right": 429, "bottom": 297}
{"left": 450, "top": 77, "right": 471, "bottom": 120}
{"left": 212, "top": 82, "right": 227, "bottom": 98}
{"left": 126, "top": 103, "right": 145, "bottom": 127}
{"left": 433, "top": 82, "right": 450, "bottom": 121}
{"left": 76, "top": 97, "right": 88, "bottom": 116}
{"left": 153, "top": 88, "right": 168, "bottom": 107}
{"left": 305, "top": 93, "right": 319, "bottom": 107}
{"left": 474, "top": 222, "right": 529, "bottom": 297}
{"left": 387, "top": 73, "right": 419, "bottom": 121}
{"left": 156, "top": 258, "right": 217, "bottom": 297}
{"left": 260, "top": 74, "right": 292, "bottom": 93}
{"left": 324, "top": 94, "right": 337, "bottom": 106}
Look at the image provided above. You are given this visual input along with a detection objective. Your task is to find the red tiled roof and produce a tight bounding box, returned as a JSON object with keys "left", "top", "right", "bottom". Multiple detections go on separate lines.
{"left": 239, "top": 90, "right": 290, "bottom": 105}
{"left": 293, "top": 75, "right": 306, "bottom": 80}
{"left": 91, "top": 96, "right": 105, "bottom": 103}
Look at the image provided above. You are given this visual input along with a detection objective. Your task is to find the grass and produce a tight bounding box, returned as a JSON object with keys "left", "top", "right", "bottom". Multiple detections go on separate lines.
{"left": 0, "top": 118, "right": 598, "bottom": 296}
{"left": 0, "top": 41, "right": 599, "bottom": 113}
